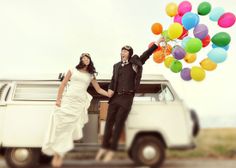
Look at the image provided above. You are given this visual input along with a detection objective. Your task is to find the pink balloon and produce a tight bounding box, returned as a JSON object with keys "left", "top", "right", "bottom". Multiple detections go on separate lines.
{"left": 218, "top": 12, "right": 236, "bottom": 28}
{"left": 174, "top": 14, "right": 182, "bottom": 24}
{"left": 178, "top": 1, "right": 192, "bottom": 16}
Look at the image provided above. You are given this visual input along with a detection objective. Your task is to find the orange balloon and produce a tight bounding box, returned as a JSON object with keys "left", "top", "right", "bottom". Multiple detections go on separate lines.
{"left": 153, "top": 51, "right": 165, "bottom": 63}
{"left": 151, "top": 23, "right": 163, "bottom": 35}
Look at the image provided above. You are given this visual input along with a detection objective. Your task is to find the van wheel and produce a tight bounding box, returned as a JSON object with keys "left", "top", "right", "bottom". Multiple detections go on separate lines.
{"left": 131, "top": 136, "right": 165, "bottom": 168}
{"left": 5, "top": 148, "right": 40, "bottom": 168}
{"left": 190, "top": 109, "right": 200, "bottom": 137}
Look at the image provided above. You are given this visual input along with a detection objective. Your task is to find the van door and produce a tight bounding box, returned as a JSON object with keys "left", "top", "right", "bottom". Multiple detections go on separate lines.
{"left": 127, "top": 83, "right": 191, "bottom": 147}
{"left": 2, "top": 82, "right": 59, "bottom": 147}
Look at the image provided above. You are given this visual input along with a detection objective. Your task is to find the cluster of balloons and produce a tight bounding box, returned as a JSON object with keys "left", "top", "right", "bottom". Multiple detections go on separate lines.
{"left": 150, "top": 1, "right": 235, "bottom": 81}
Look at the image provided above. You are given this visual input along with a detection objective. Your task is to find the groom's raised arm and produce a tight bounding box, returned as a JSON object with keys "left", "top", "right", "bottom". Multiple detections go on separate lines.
{"left": 140, "top": 36, "right": 165, "bottom": 64}
{"left": 139, "top": 44, "right": 158, "bottom": 65}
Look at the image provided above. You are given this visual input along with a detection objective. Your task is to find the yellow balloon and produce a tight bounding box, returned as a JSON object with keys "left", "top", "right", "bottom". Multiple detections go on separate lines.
{"left": 191, "top": 66, "right": 206, "bottom": 81}
{"left": 166, "top": 2, "right": 178, "bottom": 17}
{"left": 184, "top": 53, "right": 197, "bottom": 63}
{"left": 200, "top": 58, "right": 217, "bottom": 71}
{"left": 168, "top": 23, "right": 183, "bottom": 40}
{"left": 164, "top": 56, "right": 175, "bottom": 68}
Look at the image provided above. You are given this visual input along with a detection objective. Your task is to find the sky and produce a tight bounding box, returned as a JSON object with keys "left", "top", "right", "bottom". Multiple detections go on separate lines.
{"left": 0, "top": 0, "right": 236, "bottom": 127}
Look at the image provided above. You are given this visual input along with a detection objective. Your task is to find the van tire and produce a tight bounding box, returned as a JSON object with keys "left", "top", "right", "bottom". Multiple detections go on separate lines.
{"left": 5, "top": 148, "right": 40, "bottom": 168}
{"left": 190, "top": 109, "right": 200, "bottom": 137}
{"left": 131, "top": 136, "right": 165, "bottom": 168}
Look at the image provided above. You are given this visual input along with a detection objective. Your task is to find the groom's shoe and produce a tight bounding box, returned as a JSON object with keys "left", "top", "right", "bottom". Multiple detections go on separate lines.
{"left": 102, "top": 150, "right": 115, "bottom": 163}
{"left": 95, "top": 148, "right": 107, "bottom": 161}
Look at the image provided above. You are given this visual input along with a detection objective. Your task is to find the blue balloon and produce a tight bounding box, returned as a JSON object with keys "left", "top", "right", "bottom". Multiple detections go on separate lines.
{"left": 208, "top": 48, "right": 227, "bottom": 63}
{"left": 212, "top": 44, "right": 229, "bottom": 51}
{"left": 209, "top": 7, "right": 224, "bottom": 22}
{"left": 181, "top": 37, "right": 191, "bottom": 48}
{"left": 182, "top": 12, "right": 200, "bottom": 30}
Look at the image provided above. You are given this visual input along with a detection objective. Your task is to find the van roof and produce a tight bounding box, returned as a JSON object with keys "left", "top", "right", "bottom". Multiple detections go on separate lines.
{"left": 0, "top": 73, "right": 167, "bottom": 82}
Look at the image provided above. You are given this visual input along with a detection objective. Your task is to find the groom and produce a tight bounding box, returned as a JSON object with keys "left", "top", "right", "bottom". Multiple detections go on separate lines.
{"left": 96, "top": 36, "right": 165, "bottom": 162}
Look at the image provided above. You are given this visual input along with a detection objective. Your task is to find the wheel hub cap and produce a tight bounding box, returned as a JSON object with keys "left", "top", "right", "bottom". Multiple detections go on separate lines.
{"left": 142, "top": 145, "right": 157, "bottom": 160}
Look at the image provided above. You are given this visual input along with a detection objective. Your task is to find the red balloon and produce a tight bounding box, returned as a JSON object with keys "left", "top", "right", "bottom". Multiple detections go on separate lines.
{"left": 178, "top": 27, "right": 188, "bottom": 40}
{"left": 201, "top": 34, "right": 211, "bottom": 47}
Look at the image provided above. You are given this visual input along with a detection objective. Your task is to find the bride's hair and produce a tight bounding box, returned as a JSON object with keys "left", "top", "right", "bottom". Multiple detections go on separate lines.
{"left": 76, "top": 53, "right": 97, "bottom": 75}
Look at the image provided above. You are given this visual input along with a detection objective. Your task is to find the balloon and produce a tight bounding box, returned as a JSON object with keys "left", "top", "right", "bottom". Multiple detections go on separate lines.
{"left": 153, "top": 52, "right": 165, "bottom": 63}
{"left": 166, "top": 2, "right": 178, "bottom": 17}
{"left": 185, "top": 38, "right": 203, "bottom": 53}
{"left": 200, "top": 58, "right": 217, "bottom": 71}
{"left": 181, "top": 68, "right": 192, "bottom": 81}
{"left": 168, "top": 23, "right": 183, "bottom": 39}
{"left": 148, "top": 42, "right": 161, "bottom": 53}
{"left": 201, "top": 34, "right": 211, "bottom": 47}
{"left": 170, "top": 60, "right": 182, "bottom": 73}
{"left": 184, "top": 53, "right": 197, "bottom": 63}
{"left": 198, "top": 2, "right": 212, "bottom": 16}
{"left": 172, "top": 46, "right": 186, "bottom": 60}
{"left": 174, "top": 14, "right": 182, "bottom": 24}
{"left": 209, "top": 7, "right": 224, "bottom": 22}
{"left": 178, "top": 27, "right": 188, "bottom": 40}
{"left": 151, "top": 23, "right": 163, "bottom": 35}
{"left": 191, "top": 66, "right": 206, "bottom": 81}
{"left": 218, "top": 12, "right": 236, "bottom": 28}
{"left": 207, "top": 48, "right": 227, "bottom": 63}
{"left": 193, "top": 24, "right": 208, "bottom": 39}
{"left": 211, "top": 32, "right": 231, "bottom": 47}
{"left": 212, "top": 44, "right": 229, "bottom": 51}
{"left": 178, "top": 1, "right": 192, "bottom": 16}
{"left": 164, "top": 56, "right": 175, "bottom": 68}
{"left": 162, "top": 30, "right": 171, "bottom": 42}
{"left": 162, "top": 44, "right": 173, "bottom": 56}
{"left": 182, "top": 12, "right": 200, "bottom": 30}
{"left": 181, "top": 36, "right": 191, "bottom": 48}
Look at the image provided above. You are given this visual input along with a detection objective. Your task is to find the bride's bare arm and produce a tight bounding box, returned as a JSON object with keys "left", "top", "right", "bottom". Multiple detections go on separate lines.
{"left": 91, "top": 79, "right": 109, "bottom": 97}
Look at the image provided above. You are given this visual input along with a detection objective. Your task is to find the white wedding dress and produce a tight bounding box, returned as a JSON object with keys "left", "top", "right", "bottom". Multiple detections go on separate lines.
{"left": 42, "top": 68, "right": 93, "bottom": 157}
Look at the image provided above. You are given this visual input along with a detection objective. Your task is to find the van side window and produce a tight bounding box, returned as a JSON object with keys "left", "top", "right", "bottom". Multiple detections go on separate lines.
{"left": 134, "top": 84, "right": 174, "bottom": 102}
{"left": 13, "top": 83, "right": 59, "bottom": 101}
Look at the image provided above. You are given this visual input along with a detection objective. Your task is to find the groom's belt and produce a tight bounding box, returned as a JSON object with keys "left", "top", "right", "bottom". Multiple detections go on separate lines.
{"left": 116, "top": 90, "right": 134, "bottom": 95}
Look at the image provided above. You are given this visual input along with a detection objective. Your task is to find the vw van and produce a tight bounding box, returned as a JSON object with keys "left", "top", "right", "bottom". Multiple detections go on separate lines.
{"left": 0, "top": 74, "right": 199, "bottom": 168}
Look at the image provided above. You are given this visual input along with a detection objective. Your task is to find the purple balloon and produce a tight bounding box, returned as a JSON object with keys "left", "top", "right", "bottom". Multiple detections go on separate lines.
{"left": 181, "top": 68, "right": 192, "bottom": 81}
{"left": 172, "top": 46, "right": 186, "bottom": 60}
{"left": 193, "top": 24, "right": 208, "bottom": 39}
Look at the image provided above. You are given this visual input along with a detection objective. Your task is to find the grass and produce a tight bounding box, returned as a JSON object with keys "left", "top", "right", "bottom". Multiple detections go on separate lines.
{"left": 167, "top": 128, "right": 236, "bottom": 159}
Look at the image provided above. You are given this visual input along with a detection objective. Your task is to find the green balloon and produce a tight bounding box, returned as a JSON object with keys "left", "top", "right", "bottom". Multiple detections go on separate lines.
{"left": 211, "top": 32, "right": 231, "bottom": 47}
{"left": 185, "top": 38, "right": 202, "bottom": 53}
{"left": 161, "top": 30, "right": 171, "bottom": 42}
{"left": 198, "top": 2, "right": 211, "bottom": 16}
{"left": 170, "top": 60, "right": 182, "bottom": 73}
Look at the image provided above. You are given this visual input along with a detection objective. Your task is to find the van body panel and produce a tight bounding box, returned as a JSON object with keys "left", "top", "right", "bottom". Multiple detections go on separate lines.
{"left": 126, "top": 101, "right": 192, "bottom": 148}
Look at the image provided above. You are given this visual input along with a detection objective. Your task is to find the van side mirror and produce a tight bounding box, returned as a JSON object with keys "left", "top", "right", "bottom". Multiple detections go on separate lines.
{"left": 58, "top": 73, "right": 65, "bottom": 81}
